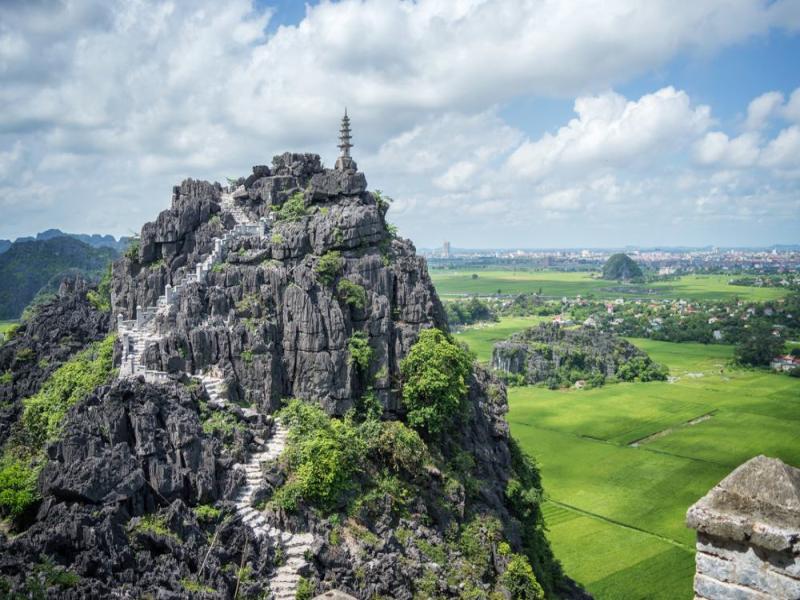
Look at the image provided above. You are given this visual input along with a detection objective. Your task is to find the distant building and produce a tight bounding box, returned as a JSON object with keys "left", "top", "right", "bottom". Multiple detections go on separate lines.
{"left": 442, "top": 241, "right": 451, "bottom": 258}
{"left": 770, "top": 355, "right": 800, "bottom": 372}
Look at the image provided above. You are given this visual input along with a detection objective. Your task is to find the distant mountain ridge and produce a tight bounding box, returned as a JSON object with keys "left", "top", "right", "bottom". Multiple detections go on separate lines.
{"left": 0, "top": 229, "right": 131, "bottom": 254}
{"left": 0, "top": 236, "right": 118, "bottom": 319}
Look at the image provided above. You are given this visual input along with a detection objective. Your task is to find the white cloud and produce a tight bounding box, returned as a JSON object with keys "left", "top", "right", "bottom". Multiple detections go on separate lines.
{"left": 0, "top": 0, "right": 798, "bottom": 246}
{"left": 507, "top": 87, "right": 710, "bottom": 180}
{"left": 745, "top": 91, "right": 784, "bottom": 130}
{"left": 693, "top": 131, "right": 761, "bottom": 167}
{"left": 783, "top": 88, "right": 800, "bottom": 123}
{"left": 760, "top": 125, "right": 800, "bottom": 171}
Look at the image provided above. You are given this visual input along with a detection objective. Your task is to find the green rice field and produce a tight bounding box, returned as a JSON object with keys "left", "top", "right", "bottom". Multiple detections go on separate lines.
{"left": 505, "top": 339, "right": 800, "bottom": 599}
{"left": 431, "top": 269, "right": 788, "bottom": 302}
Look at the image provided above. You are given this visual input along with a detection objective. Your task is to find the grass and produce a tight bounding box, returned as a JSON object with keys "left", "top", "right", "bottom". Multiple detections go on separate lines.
{"left": 507, "top": 338, "right": 800, "bottom": 599}
{"left": 430, "top": 269, "right": 788, "bottom": 302}
{"left": 453, "top": 315, "right": 548, "bottom": 363}
{"left": 0, "top": 320, "right": 17, "bottom": 335}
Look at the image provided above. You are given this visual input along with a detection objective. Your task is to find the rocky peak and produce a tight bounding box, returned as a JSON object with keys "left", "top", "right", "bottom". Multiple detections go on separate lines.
{"left": 112, "top": 153, "right": 444, "bottom": 416}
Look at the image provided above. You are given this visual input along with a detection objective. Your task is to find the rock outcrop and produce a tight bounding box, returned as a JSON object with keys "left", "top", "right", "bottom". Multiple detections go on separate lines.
{"left": 0, "top": 277, "right": 110, "bottom": 445}
{"left": 492, "top": 322, "right": 666, "bottom": 387}
{"left": 687, "top": 455, "right": 800, "bottom": 599}
{"left": 0, "top": 151, "right": 575, "bottom": 599}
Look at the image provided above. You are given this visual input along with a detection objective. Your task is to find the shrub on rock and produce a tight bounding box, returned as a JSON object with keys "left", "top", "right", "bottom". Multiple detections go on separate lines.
{"left": 400, "top": 328, "right": 472, "bottom": 435}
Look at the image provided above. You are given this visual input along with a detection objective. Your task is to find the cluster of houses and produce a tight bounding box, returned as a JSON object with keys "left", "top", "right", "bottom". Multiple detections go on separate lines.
{"left": 771, "top": 354, "right": 800, "bottom": 372}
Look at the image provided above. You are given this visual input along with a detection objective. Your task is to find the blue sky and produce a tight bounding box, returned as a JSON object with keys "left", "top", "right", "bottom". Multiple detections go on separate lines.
{"left": 1, "top": 0, "right": 798, "bottom": 248}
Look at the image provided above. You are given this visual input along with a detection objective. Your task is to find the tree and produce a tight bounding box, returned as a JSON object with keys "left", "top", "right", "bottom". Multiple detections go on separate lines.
{"left": 400, "top": 328, "right": 472, "bottom": 434}
{"left": 734, "top": 323, "right": 784, "bottom": 367}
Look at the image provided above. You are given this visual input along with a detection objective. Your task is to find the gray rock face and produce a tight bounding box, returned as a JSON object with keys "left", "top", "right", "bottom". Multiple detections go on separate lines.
{"left": 41, "top": 378, "right": 233, "bottom": 510}
{"left": 0, "top": 277, "right": 110, "bottom": 446}
{"left": 491, "top": 322, "right": 655, "bottom": 385}
{"left": 112, "top": 154, "right": 446, "bottom": 416}
{"left": 0, "top": 152, "right": 576, "bottom": 599}
{"left": 687, "top": 455, "right": 800, "bottom": 599}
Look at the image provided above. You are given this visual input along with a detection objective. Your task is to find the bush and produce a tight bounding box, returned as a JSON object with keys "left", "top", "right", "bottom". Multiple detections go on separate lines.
{"left": 296, "top": 577, "right": 314, "bottom": 600}
{"left": 348, "top": 332, "right": 372, "bottom": 372}
{"left": 274, "top": 191, "right": 308, "bottom": 222}
{"left": 501, "top": 554, "right": 545, "bottom": 599}
{"left": 315, "top": 251, "right": 343, "bottom": 286}
{"left": 22, "top": 334, "right": 115, "bottom": 447}
{"left": 124, "top": 239, "right": 140, "bottom": 261}
{"left": 193, "top": 504, "right": 221, "bottom": 524}
{"left": 276, "top": 401, "right": 368, "bottom": 511}
{"left": 86, "top": 264, "right": 112, "bottom": 312}
{"left": 369, "top": 420, "right": 426, "bottom": 474}
{"left": 0, "top": 455, "right": 40, "bottom": 516}
{"left": 338, "top": 278, "right": 367, "bottom": 310}
{"left": 400, "top": 328, "right": 472, "bottom": 434}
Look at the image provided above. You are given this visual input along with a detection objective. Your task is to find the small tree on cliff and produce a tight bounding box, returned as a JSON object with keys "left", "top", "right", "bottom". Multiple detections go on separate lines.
{"left": 400, "top": 328, "right": 472, "bottom": 435}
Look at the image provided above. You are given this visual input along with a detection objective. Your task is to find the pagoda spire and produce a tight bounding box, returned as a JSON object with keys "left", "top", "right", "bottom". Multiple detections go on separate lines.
{"left": 335, "top": 108, "right": 357, "bottom": 171}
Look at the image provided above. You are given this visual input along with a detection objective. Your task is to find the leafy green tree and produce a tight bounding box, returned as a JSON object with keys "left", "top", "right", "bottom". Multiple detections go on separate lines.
{"left": 501, "top": 554, "right": 545, "bottom": 599}
{"left": 734, "top": 323, "right": 784, "bottom": 366}
{"left": 400, "top": 328, "right": 472, "bottom": 434}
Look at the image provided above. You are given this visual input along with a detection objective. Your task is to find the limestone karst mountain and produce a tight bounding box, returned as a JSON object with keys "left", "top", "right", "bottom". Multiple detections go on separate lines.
{"left": 0, "top": 150, "right": 584, "bottom": 599}
{"left": 600, "top": 253, "right": 643, "bottom": 281}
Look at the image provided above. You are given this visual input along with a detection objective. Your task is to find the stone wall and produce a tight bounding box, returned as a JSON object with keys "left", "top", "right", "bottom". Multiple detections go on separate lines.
{"left": 686, "top": 455, "right": 800, "bottom": 599}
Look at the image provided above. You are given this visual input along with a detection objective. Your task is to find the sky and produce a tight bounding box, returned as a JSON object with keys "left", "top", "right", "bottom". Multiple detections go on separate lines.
{"left": 1, "top": 1, "right": 799, "bottom": 249}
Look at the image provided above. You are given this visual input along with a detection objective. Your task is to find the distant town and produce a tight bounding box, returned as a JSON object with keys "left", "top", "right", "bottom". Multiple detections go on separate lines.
{"left": 423, "top": 243, "right": 800, "bottom": 277}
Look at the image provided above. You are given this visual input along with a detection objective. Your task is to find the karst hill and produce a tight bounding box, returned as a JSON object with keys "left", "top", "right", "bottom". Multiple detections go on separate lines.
{"left": 0, "top": 131, "right": 583, "bottom": 598}
{"left": 601, "top": 253, "right": 643, "bottom": 281}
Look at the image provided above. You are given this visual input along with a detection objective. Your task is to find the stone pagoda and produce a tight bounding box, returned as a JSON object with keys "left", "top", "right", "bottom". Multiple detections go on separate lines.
{"left": 335, "top": 108, "right": 357, "bottom": 172}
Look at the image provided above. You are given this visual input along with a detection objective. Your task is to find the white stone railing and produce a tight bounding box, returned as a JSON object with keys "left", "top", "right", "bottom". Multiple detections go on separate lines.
{"left": 117, "top": 191, "right": 268, "bottom": 379}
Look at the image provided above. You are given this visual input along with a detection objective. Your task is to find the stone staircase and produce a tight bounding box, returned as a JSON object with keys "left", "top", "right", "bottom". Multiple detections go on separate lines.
{"left": 234, "top": 422, "right": 314, "bottom": 600}
{"left": 117, "top": 189, "right": 268, "bottom": 382}
{"left": 116, "top": 187, "right": 314, "bottom": 598}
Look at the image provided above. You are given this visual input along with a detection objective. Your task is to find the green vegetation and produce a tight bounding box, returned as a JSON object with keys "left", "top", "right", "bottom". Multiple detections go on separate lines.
{"left": 16, "top": 555, "right": 80, "bottom": 595}
{"left": 507, "top": 338, "right": 800, "bottom": 599}
{"left": 400, "top": 328, "right": 473, "bottom": 434}
{"left": 274, "top": 191, "right": 309, "bottom": 222}
{"left": 21, "top": 334, "right": 116, "bottom": 447}
{"left": 130, "top": 513, "right": 179, "bottom": 541}
{"left": 295, "top": 577, "right": 314, "bottom": 600}
{"left": 315, "top": 250, "right": 344, "bottom": 286}
{"left": 0, "top": 335, "right": 115, "bottom": 517}
{"left": 274, "top": 400, "right": 367, "bottom": 511}
{"left": 453, "top": 316, "right": 549, "bottom": 363}
{"left": 0, "top": 320, "right": 18, "bottom": 343}
{"left": 271, "top": 231, "right": 285, "bottom": 244}
{"left": 193, "top": 504, "right": 221, "bottom": 524}
{"left": 347, "top": 332, "right": 372, "bottom": 371}
{"left": 86, "top": 264, "right": 112, "bottom": 312}
{"left": 124, "top": 238, "right": 140, "bottom": 261}
{"left": 337, "top": 278, "right": 367, "bottom": 309}
{"left": 180, "top": 578, "right": 215, "bottom": 594}
{"left": 734, "top": 322, "right": 785, "bottom": 366}
{"left": 444, "top": 296, "right": 498, "bottom": 326}
{"left": 431, "top": 269, "right": 789, "bottom": 302}
{"left": 601, "top": 253, "right": 643, "bottom": 281}
{"left": 501, "top": 553, "right": 545, "bottom": 599}
{"left": 0, "top": 456, "right": 40, "bottom": 516}
{"left": 201, "top": 409, "right": 241, "bottom": 438}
